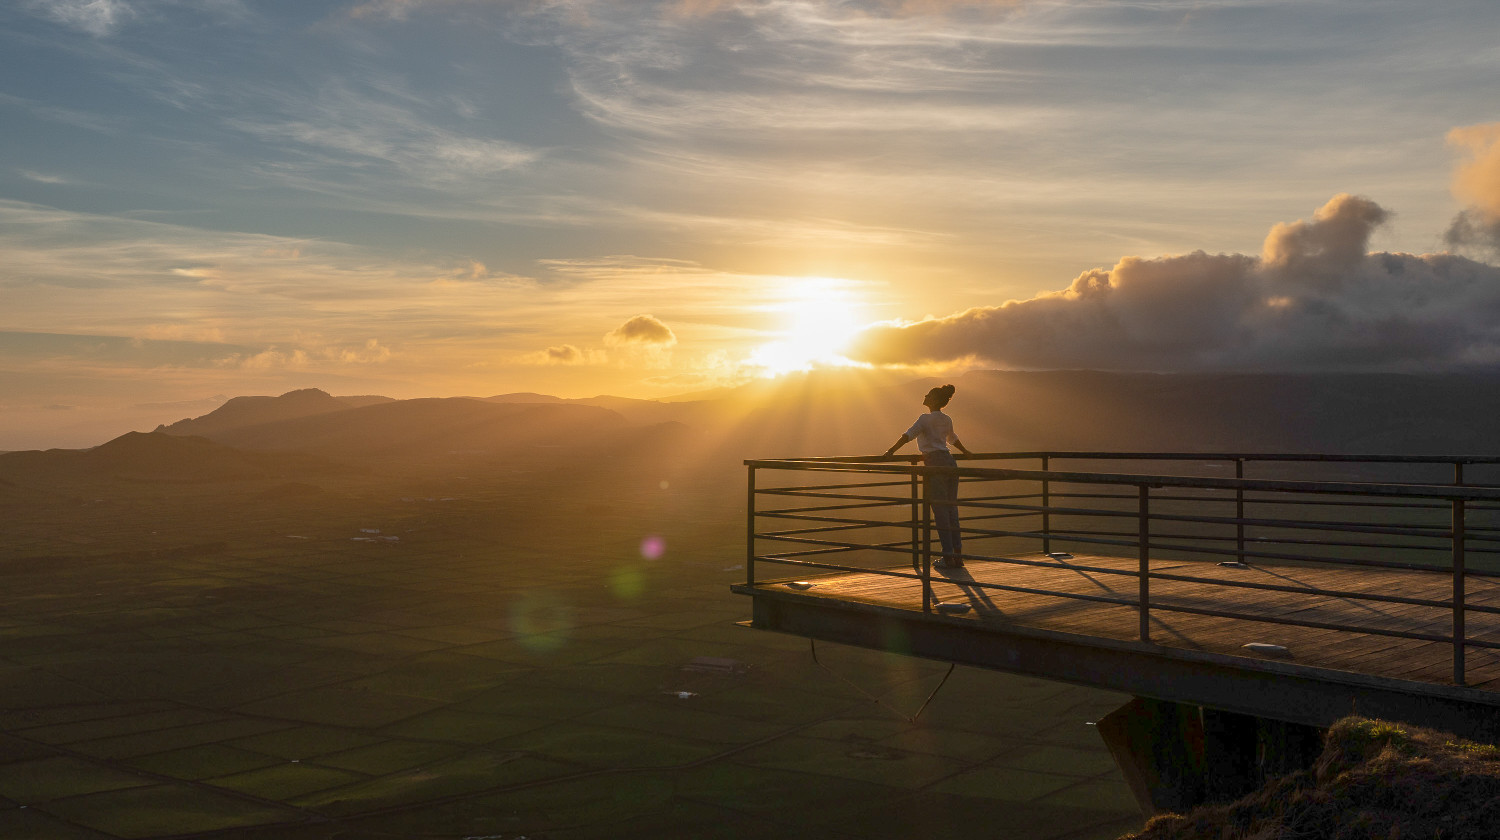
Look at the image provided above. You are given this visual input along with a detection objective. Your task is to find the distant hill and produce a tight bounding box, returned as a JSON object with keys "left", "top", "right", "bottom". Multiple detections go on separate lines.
{"left": 336, "top": 394, "right": 398, "bottom": 409}
{"left": 0, "top": 431, "right": 336, "bottom": 482}
{"left": 483, "top": 392, "right": 565, "bottom": 404}
{"left": 184, "top": 396, "right": 632, "bottom": 458}
{"left": 156, "top": 388, "right": 392, "bottom": 438}
{"left": 62, "top": 371, "right": 1500, "bottom": 479}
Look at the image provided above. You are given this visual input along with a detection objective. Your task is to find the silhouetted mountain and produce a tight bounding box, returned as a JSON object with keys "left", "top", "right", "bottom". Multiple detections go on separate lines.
{"left": 50, "top": 371, "right": 1500, "bottom": 482}
{"left": 196, "top": 397, "right": 629, "bottom": 458}
{"left": 155, "top": 388, "right": 390, "bottom": 438}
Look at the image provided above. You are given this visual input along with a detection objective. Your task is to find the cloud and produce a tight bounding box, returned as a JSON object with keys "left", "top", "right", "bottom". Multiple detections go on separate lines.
{"left": 604, "top": 314, "right": 678, "bottom": 347}
{"left": 346, "top": 0, "right": 1022, "bottom": 20}
{"left": 849, "top": 194, "right": 1500, "bottom": 372}
{"left": 536, "top": 343, "right": 584, "bottom": 364}
{"left": 1445, "top": 123, "right": 1500, "bottom": 252}
{"left": 227, "top": 80, "right": 540, "bottom": 184}
{"left": 25, "top": 0, "right": 134, "bottom": 36}
{"left": 18, "top": 170, "right": 72, "bottom": 185}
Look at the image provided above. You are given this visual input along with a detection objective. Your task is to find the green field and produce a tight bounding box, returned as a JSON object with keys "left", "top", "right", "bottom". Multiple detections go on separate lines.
{"left": 0, "top": 451, "right": 1141, "bottom": 839}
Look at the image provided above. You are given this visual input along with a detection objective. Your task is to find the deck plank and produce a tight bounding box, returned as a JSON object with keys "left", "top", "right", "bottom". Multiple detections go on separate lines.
{"left": 754, "top": 551, "right": 1500, "bottom": 691}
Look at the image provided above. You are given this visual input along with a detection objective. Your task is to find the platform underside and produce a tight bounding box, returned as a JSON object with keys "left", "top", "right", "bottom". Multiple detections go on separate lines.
{"left": 733, "top": 553, "right": 1500, "bottom": 741}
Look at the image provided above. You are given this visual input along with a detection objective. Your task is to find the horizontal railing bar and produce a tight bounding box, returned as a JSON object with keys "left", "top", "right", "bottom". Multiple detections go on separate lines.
{"left": 744, "top": 461, "right": 1500, "bottom": 501}
{"left": 756, "top": 479, "right": 915, "bottom": 493}
{"left": 765, "top": 545, "right": 868, "bottom": 560}
{"left": 757, "top": 512, "right": 915, "bottom": 527}
{"left": 1047, "top": 490, "right": 1500, "bottom": 519}
{"left": 757, "top": 532, "right": 942, "bottom": 559}
{"left": 761, "top": 451, "right": 1500, "bottom": 466}
{"left": 758, "top": 508, "right": 1047, "bottom": 531}
{"left": 1049, "top": 490, "right": 1451, "bottom": 512}
{"left": 759, "top": 500, "right": 912, "bottom": 515}
{"left": 1034, "top": 525, "right": 1500, "bottom": 557}
{"left": 752, "top": 555, "right": 928, "bottom": 581}
{"left": 960, "top": 498, "right": 1479, "bottom": 541}
{"left": 750, "top": 556, "right": 1477, "bottom": 644}
{"left": 943, "top": 525, "right": 1500, "bottom": 574}
{"left": 759, "top": 522, "right": 904, "bottom": 538}
{"left": 851, "top": 548, "right": 1471, "bottom": 610}
{"left": 1019, "top": 526, "right": 1454, "bottom": 554}
{"left": 756, "top": 489, "right": 927, "bottom": 504}
{"left": 757, "top": 536, "right": 917, "bottom": 556}
{"left": 753, "top": 555, "right": 1144, "bottom": 608}
{"left": 1142, "top": 600, "right": 1457, "bottom": 644}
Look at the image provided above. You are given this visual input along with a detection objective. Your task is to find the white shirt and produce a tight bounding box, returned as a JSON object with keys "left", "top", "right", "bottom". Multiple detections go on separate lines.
{"left": 905, "top": 411, "right": 957, "bottom": 454}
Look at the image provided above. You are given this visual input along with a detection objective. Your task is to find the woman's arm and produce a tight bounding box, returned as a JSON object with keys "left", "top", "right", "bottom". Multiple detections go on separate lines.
{"left": 951, "top": 436, "right": 972, "bottom": 456}
{"left": 883, "top": 434, "right": 912, "bottom": 457}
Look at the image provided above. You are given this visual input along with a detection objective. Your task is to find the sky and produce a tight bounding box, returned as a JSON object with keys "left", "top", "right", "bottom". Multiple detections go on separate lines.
{"left": 3, "top": 0, "right": 1500, "bottom": 448}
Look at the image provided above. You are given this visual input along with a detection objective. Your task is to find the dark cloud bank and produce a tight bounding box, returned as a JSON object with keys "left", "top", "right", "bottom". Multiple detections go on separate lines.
{"left": 851, "top": 194, "right": 1500, "bottom": 372}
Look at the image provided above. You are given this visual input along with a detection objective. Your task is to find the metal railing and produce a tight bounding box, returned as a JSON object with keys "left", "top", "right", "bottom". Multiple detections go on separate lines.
{"left": 745, "top": 452, "right": 1500, "bottom": 687}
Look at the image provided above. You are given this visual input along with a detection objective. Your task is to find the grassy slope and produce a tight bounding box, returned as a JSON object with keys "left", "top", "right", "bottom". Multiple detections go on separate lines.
{"left": 1124, "top": 717, "right": 1500, "bottom": 840}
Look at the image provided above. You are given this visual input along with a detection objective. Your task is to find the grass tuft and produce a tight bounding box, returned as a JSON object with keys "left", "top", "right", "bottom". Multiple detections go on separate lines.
{"left": 1121, "top": 716, "right": 1500, "bottom": 840}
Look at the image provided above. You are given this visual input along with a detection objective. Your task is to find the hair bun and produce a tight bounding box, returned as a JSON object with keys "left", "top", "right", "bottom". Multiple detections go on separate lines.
{"left": 940, "top": 384, "right": 956, "bottom": 397}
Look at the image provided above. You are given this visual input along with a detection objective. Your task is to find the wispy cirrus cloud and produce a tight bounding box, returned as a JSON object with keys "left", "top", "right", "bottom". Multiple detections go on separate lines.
{"left": 24, "top": 0, "right": 135, "bottom": 36}
{"left": 22, "top": 0, "right": 250, "bottom": 36}
{"left": 228, "top": 80, "right": 541, "bottom": 184}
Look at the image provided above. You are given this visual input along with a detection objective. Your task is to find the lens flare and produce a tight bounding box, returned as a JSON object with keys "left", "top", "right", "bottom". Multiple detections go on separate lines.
{"left": 640, "top": 535, "right": 666, "bottom": 560}
{"left": 610, "top": 565, "right": 646, "bottom": 600}
{"left": 509, "top": 591, "right": 574, "bottom": 653}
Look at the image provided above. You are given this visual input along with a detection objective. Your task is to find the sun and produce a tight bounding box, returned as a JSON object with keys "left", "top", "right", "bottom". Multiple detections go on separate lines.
{"left": 749, "top": 278, "right": 867, "bottom": 376}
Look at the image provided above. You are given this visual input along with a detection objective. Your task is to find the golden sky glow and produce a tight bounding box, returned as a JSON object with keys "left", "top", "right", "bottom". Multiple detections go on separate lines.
{"left": 2, "top": 1, "right": 1499, "bottom": 447}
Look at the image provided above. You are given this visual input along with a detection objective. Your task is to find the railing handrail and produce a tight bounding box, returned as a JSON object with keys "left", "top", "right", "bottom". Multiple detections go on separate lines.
{"left": 745, "top": 459, "right": 1500, "bottom": 503}
{"left": 750, "top": 450, "right": 1500, "bottom": 465}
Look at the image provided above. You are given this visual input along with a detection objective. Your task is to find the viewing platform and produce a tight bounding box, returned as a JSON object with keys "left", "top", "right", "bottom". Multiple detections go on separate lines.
{"left": 731, "top": 453, "right": 1500, "bottom": 809}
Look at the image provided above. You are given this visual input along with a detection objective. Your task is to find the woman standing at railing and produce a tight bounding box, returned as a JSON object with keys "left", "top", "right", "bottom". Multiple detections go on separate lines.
{"left": 884, "top": 384, "right": 972, "bottom": 569}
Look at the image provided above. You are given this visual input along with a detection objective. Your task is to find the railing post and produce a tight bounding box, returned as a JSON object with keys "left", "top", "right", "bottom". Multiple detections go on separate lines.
{"left": 1454, "top": 497, "right": 1466, "bottom": 686}
{"left": 910, "top": 457, "right": 921, "bottom": 573}
{"left": 1041, "top": 455, "right": 1051, "bottom": 555}
{"left": 1139, "top": 484, "right": 1151, "bottom": 643}
{"left": 922, "top": 490, "right": 934, "bottom": 613}
{"left": 1455, "top": 461, "right": 1465, "bottom": 487}
{"left": 745, "top": 465, "right": 756, "bottom": 588}
{"left": 1235, "top": 458, "right": 1245, "bottom": 561}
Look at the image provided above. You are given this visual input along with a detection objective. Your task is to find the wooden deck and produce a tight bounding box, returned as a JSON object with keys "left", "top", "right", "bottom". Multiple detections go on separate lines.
{"left": 733, "top": 552, "right": 1500, "bottom": 740}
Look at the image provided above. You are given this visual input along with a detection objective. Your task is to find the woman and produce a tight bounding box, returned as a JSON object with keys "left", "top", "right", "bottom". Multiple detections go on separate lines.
{"left": 884, "top": 384, "right": 971, "bottom": 569}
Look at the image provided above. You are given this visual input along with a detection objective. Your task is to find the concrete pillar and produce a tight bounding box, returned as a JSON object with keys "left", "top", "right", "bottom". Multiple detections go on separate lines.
{"left": 1096, "top": 697, "right": 1206, "bottom": 814}
{"left": 1098, "top": 698, "right": 1326, "bottom": 815}
{"left": 1258, "top": 718, "right": 1323, "bottom": 780}
{"left": 1202, "top": 707, "right": 1260, "bottom": 803}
